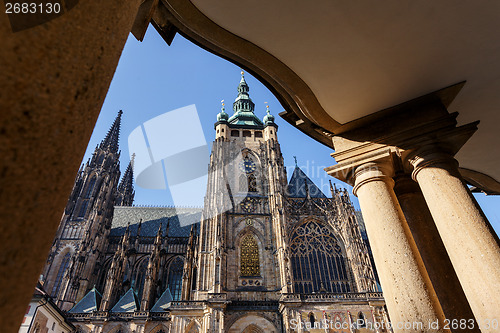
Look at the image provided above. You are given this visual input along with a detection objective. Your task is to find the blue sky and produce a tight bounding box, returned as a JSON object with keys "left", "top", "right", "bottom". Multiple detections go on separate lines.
{"left": 81, "top": 26, "right": 500, "bottom": 236}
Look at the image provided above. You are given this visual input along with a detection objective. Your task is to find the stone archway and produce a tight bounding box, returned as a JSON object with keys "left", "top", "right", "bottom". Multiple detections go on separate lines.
{"left": 242, "top": 324, "right": 264, "bottom": 333}
{"left": 227, "top": 315, "right": 277, "bottom": 333}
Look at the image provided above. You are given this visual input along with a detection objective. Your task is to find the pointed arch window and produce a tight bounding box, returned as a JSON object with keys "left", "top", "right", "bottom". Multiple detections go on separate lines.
{"left": 77, "top": 176, "right": 96, "bottom": 217}
{"left": 51, "top": 252, "right": 71, "bottom": 297}
{"left": 134, "top": 258, "right": 149, "bottom": 299}
{"left": 240, "top": 234, "right": 260, "bottom": 277}
{"left": 309, "top": 313, "right": 316, "bottom": 327}
{"left": 247, "top": 174, "right": 257, "bottom": 192}
{"left": 97, "top": 259, "right": 112, "bottom": 293}
{"left": 358, "top": 312, "right": 367, "bottom": 328}
{"left": 83, "top": 176, "right": 96, "bottom": 198}
{"left": 290, "top": 220, "right": 351, "bottom": 293}
{"left": 239, "top": 174, "right": 247, "bottom": 192}
{"left": 168, "top": 257, "right": 184, "bottom": 301}
{"left": 239, "top": 174, "right": 257, "bottom": 193}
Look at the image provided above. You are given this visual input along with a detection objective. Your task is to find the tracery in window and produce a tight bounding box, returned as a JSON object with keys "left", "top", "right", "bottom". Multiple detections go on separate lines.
{"left": 239, "top": 173, "right": 257, "bottom": 193}
{"left": 290, "top": 220, "right": 351, "bottom": 293}
{"left": 168, "top": 257, "right": 184, "bottom": 301}
{"left": 83, "top": 176, "right": 96, "bottom": 198}
{"left": 240, "top": 234, "right": 260, "bottom": 277}
{"left": 51, "top": 252, "right": 71, "bottom": 297}
{"left": 247, "top": 174, "right": 257, "bottom": 192}
{"left": 134, "top": 258, "right": 149, "bottom": 298}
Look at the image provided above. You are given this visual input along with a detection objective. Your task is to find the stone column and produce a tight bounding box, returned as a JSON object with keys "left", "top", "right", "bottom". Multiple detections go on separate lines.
{"left": 410, "top": 149, "right": 500, "bottom": 331}
{"left": 0, "top": 0, "right": 143, "bottom": 331}
{"left": 394, "top": 174, "right": 479, "bottom": 332}
{"left": 352, "top": 160, "right": 446, "bottom": 333}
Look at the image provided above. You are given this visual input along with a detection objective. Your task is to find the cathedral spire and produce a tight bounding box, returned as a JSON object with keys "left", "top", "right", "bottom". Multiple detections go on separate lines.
{"left": 100, "top": 110, "right": 122, "bottom": 153}
{"left": 232, "top": 70, "right": 255, "bottom": 114}
{"left": 226, "top": 71, "right": 263, "bottom": 128}
{"left": 116, "top": 154, "right": 135, "bottom": 206}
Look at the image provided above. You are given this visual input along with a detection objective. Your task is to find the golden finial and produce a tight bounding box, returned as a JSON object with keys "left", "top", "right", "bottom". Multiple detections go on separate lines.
{"left": 221, "top": 99, "right": 225, "bottom": 107}
{"left": 241, "top": 70, "right": 244, "bottom": 76}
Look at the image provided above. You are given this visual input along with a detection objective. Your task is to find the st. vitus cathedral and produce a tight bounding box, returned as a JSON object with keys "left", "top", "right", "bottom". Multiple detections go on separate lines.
{"left": 41, "top": 74, "right": 390, "bottom": 333}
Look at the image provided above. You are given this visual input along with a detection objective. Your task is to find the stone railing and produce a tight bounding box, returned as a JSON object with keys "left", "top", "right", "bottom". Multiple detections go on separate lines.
{"left": 67, "top": 310, "right": 171, "bottom": 321}
{"left": 169, "top": 301, "right": 206, "bottom": 310}
{"left": 207, "top": 293, "right": 227, "bottom": 302}
{"left": 280, "top": 292, "right": 384, "bottom": 303}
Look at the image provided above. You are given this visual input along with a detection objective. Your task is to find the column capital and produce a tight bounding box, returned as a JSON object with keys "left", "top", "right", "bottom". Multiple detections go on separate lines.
{"left": 352, "top": 159, "right": 395, "bottom": 196}
{"left": 408, "top": 147, "right": 459, "bottom": 181}
{"left": 325, "top": 147, "right": 395, "bottom": 186}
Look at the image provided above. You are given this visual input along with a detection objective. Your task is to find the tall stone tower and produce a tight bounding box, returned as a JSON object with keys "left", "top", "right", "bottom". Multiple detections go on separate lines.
{"left": 41, "top": 110, "right": 135, "bottom": 310}
{"left": 174, "top": 72, "right": 383, "bottom": 333}
{"left": 177, "top": 71, "right": 285, "bottom": 330}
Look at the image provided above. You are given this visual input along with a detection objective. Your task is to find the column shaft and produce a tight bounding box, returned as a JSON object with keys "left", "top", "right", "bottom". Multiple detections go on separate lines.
{"left": 353, "top": 163, "right": 446, "bottom": 333}
{"left": 412, "top": 153, "right": 500, "bottom": 332}
{"left": 0, "top": 1, "right": 142, "bottom": 330}
{"left": 394, "top": 174, "right": 479, "bottom": 332}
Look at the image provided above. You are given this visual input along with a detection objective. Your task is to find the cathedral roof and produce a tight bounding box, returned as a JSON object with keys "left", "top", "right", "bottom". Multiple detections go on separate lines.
{"left": 110, "top": 206, "right": 201, "bottom": 237}
{"left": 111, "top": 288, "right": 139, "bottom": 313}
{"left": 69, "top": 287, "right": 102, "bottom": 313}
{"left": 286, "top": 166, "right": 327, "bottom": 198}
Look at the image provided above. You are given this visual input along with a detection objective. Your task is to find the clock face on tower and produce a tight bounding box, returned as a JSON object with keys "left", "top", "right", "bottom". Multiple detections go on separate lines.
{"left": 239, "top": 158, "right": 256, "bottom": 174}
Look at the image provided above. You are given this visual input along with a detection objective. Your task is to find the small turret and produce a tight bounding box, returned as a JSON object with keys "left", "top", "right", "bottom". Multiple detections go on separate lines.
{"left": 217, "top": 100, "right": 229, "bottom": 122}
{"left": 263, "top": 104, "right": 275, "bottom": 126}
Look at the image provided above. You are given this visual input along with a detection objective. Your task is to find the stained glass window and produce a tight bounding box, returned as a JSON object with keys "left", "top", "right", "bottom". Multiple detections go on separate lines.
{"left": 240, "top": 234, "right": 260, "bottom": 277}
{"left": 51, "top": 252, "right": 71, "bottom": 297}
{"left": 134, "top": 258, "right": 149, "bottom": 298}
{"left": 168, "top": 257, "right": 184, "bottom": 301}
{"left": 247, "top": 174, "right": 257, "bottom": 192}
{"left": 290, "top": 220, "right": 351, "bottom": 293}
{"left": 239, "top": 170, "right": 257, "bottom": 193}
{"left": 83, "top": 176, "right": 96, "bottom": 198}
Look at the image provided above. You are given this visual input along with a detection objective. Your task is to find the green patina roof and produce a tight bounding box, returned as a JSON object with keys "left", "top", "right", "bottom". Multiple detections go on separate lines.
{"left": 69, "top": 287, "right": 102, "bottom": 313}
{"left": 216, "top": 72, "right": 278, "bottom": 129}
{"left": 111, "top": 288, "right": 139, "bottom": 313}
{"left": 263, "top": 106, "right": 276, "bottom": 126}
{"left": 226, "top": 72, "right": 264, "bottom": 128}
{"left": 228, "top": 110, "right": 264, "bottom": 128}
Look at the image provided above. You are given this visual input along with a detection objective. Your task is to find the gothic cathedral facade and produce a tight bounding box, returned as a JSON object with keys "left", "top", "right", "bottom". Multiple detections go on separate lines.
{"left": 40, "top": 74, "right": 390, "bottom": 333}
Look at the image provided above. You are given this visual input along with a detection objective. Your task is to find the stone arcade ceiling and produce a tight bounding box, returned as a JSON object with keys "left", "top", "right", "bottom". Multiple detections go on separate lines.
{"left": 180, "top": 0, "right": 500, "bottom": 185}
